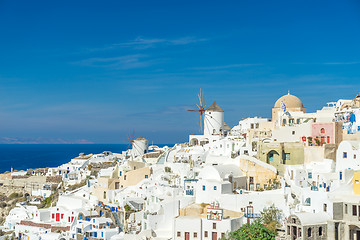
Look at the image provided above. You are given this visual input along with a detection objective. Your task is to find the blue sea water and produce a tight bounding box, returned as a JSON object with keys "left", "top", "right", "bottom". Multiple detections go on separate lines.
{"left": 0, "top": 144, "right": 154, "bottom": 173}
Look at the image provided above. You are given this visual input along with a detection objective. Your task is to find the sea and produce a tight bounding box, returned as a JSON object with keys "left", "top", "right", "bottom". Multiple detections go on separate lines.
{"left": 0, "top": 144, "right": 170, "bottom": 174}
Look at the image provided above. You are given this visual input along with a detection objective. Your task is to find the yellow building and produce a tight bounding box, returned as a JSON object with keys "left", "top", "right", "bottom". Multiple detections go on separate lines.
{"left": 353, "top": 172, "right": 360, "bottom": 195}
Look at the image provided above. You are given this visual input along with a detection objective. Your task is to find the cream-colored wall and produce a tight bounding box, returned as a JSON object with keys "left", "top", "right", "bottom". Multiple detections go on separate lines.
{"left": 343, "top": 131, "right": 360, "bottom": 141}
{"left": 272, "top": 123, "right": 311, "bottom": 143}
{"left": 93, "top": 166, "right": 152, "bottom": 204}
{"left": 112, "top": 166, "right": 152, "bottom": 189}
{"left": 179, "top": 204, "right": 243, "bottom": 218}
{"left": 304, "top": 146, "right": 325, "bottom": 164}
{"left": 92, "top": 177, "right": 114, "bottom": 203}
{"left": 272, "top": 107, "right": 306, "bottom": 124}
{"left": 238, "top": 157, "right": 279, "bottom": 190}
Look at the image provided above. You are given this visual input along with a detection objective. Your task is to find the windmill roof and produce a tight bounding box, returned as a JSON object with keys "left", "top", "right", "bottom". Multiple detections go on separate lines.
{"left": 205, "top": 101, "right": 224, "bottom": 112}
{"left": 136, "top": 136, "right": 147, "bottom": 140}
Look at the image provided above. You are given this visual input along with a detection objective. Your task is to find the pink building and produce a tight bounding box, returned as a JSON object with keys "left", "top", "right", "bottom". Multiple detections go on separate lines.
{"left": 310, "top": 122, "right": 343, "bottom": 146}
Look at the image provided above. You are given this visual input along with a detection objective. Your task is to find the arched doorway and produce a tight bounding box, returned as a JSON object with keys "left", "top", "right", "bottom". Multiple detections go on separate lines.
{"left": 267, "top": 150, "right": 279, "bottom": 164}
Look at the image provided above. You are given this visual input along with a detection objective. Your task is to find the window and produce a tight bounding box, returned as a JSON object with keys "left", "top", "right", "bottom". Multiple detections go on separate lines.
{"left": 251, "top": 123, "right": 254, "bottom": 129}
{"left": 145, "top": 175, "right": 148, "bottom": 178}
{"left": 287, "top": 226, "right": 290, "bottom": 235}
{"left": 285, "top": 153, "right": 291, "bottom": 160}
{"left": 308, "top": 172, "right": 312, "bottom": 179}
{"left": 120, "top": 171, "right": 122, "bottom": 176}
{"left": 256, "top": 123, "right": 259, "bottom": 128}
{"left": 204, "top": 231, "right": 208, "bottom": 237}
{"left": 292, "top": 131, "right": 295, "bottom": 135}
{"left": 213, "top": 223, "right": 216, "bottom": 229}
{"left": 283, "top": 119, "right": 287, "bottom": 125}
{"left": 340, "top": 171, "right": 343, "bottom": 180}
{"left": 299, "top": 228, "right": 301, "bottom": 237}
{"left": 124, "top": 175, "right": 127, "bottom": 180}
{"left": 353, "top": 205, "right": 357, "bottom": 216}
{"left": 323, "top": 204, "right": 327, "bottom": 212}
{"left": 256, "top": 184, "right": 260, "bottom": 190}
{"left": 203, "top": 185, "right": 206, "bottom": 191}
{"left": 103, "top": 191, "right": 106, "bottom": 199}
{"left": 214, "top": 186, "right": 217, "bottom": 190}
{"left": 319, "top": 227, "right": 323, "bottom": 236}
{"left": 194, "top": 232, "right": 197, "bottom": 238}
{"left": 344, "top": 152, "right": 348, "bottom": 158}
{"left": 297, "top": 119, "right": 300, "bottom": 124}
{"left": 249, "top": 177, "right": 254, "bottom": 183}
{"left": 308, "top": 228, "right": 312, "bottom": 237}
{"left": 345, "top": 204, "right": 348, "bottom": 214}
{"left": 221, "top": 233, "right": 225, "bottom": 238}
{"left": 327, "top": 136, "right": 330, "bottom": 144}
{"left": 321, "top": 128, "right": 325, "bottom": 134}
{"left": 115, "top": 182, "right": 119, "bottom": 189}
{"left": 177, "top": 232, "right": 181, "bottom": 237}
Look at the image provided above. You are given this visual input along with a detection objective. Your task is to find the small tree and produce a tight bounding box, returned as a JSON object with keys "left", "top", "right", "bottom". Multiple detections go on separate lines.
{"left": 260, "top": 204, "right": 283, "bottom": 234}
{"left": 307, "top": 137, "right": 313, "bottom": 146}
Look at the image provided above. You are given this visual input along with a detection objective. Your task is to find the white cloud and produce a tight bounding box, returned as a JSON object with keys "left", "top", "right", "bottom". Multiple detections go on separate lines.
{"left": 190, "top": 63, "right": 262, "bottom": 70}
{"left": 72, "top": 54, "right": 156, "bottom": 69}
{"left": 114, "top": 36, "right": 208, "bottom": 49}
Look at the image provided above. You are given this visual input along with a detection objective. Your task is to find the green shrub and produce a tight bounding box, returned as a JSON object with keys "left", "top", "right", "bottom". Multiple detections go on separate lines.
{"left": 225, "top": 221, "right": 276, "bottom": 240}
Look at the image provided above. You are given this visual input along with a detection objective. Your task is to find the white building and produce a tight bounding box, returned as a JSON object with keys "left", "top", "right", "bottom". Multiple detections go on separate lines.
{"left": 336, "top": 141, "right": 360, "bottom": 172}
{"left": 231, "top": 117, "right": 270, "bottom": 136}
{"left": 195, "top": 165, "right": 246, "bottom": 204}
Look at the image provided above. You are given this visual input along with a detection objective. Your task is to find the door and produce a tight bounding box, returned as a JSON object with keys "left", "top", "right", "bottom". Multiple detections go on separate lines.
{"left": 268, "top": 153, "right": 274, "bottom": 163}
{"left": 357, "top": 230, "right": 360, "bottom": 240}
{"left": 185, "top": 232, "right": 190, "bottom": 240}
{"left": 56, "top": 213, "right": 60, "bottom": 221}
{"left": 212, "top": 232, "right": 217, "bottom": 240}
{"left": 292, "top": 226, "right": 297, "bottom": 240}
{"left": 335, "top": 223, "right": 339, "bottom": 240}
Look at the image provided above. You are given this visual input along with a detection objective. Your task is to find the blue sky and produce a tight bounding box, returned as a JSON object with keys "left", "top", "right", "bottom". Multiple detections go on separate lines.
{"left": 0, "top": 0, "right": 360, "bottom": 144}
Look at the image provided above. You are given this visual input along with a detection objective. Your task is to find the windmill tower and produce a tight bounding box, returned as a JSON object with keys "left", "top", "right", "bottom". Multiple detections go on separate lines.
{"left": 187, "top": 88, "right": 206, "bottom": 133}
{"left": 204, "top": 101, "right": 224, "bottom": 136}
{"left": 132, "top": 136, "right": 149, "bottom": 158}
{"left": 127, "top": 130, "right": 149, "bottom": 159}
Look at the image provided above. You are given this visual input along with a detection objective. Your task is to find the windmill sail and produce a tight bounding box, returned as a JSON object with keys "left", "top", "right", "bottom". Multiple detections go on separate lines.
{"left": 187, "top": 88, "right": 206, "bottom": 133}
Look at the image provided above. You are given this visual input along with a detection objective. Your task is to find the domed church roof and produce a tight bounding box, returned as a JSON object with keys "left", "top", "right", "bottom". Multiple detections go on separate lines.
{"left": 274, "top": 92, "right": 304, "bottom": 109}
